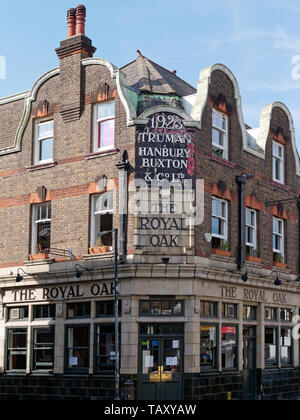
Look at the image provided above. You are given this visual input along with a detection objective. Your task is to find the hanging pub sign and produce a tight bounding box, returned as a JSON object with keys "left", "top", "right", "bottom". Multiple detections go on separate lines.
{"left": 136, "top": 112, "right": 195, "bottom": 184}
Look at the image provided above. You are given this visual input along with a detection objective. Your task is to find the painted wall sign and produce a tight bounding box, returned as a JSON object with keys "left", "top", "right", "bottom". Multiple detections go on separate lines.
{"left": 3, "top": 282, "right": 115, "bottom": 303}
{"left": 136, "top": 112, "right": 195, "bottom": 184}
{"left": 135, "top": 112, "right": 195, "bottom": 253}
{"left": 219, "top": 285, "right": 288, "bottom": 304}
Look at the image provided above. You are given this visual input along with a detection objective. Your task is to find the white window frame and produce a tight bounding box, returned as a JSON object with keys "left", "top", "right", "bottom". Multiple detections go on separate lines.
{"left": 90, "top": 192, "right": 114, "bottom": 247}
{"left": 93, "top": 100, "right": 115, "bottom": 153}
{"left": 212, "top": 197, "right": 228, "bottom": 240}
{"left": 31, "top": 203, "right": 51, "bottom": 255}
{"left": 272, "top": 141, "right": 284, "bottom": 184}
{"left": 212, "top": 109, "right": 228, "bottom": 160}
{"left": 34, "top": 119, "right": 54, "bottom": 165}
{"left": 245, "top": 208, "right": 257, "bottom": 251}
{"left": 273, "top": 217, "right": 285, "bottom": 260}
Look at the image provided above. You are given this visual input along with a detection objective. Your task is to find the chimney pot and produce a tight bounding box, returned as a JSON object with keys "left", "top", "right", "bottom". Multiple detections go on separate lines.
{"left": 76, "top": 4, "right": 87, "bottom": 35}
{"left": 67, "top": 8, "right": 76, "bottom": 37}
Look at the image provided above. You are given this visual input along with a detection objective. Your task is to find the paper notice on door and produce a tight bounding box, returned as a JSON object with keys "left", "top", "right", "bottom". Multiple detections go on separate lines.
{"left": 69, "top": 357, "right": 78, "bottom": 366}
{"left": 166, "top": 357, "right": 178, "bottom": 366}
{"left": 145, "top": 355, "right": 154, "bottom": 368}
{"left": 172, "top": 340, "right": 179, "bottom": 349}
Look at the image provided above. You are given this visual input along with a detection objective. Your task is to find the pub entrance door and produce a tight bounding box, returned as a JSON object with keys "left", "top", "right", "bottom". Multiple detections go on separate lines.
{"left": 243, "top": 327, "right": 257, "bottom": 400}
{"left": 138, "top": 324, "right": 184, "bottom": 401}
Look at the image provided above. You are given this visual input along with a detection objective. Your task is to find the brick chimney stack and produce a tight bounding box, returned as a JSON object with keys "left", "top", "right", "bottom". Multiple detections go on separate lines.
{"left": 56, "top": 5, "right": 96, "bottom": 123}
{"left": 56, "top": 4, "right": 96, "bottom": 59}
{"left": 67, "top": 8, "right": 76, "bottom": 37}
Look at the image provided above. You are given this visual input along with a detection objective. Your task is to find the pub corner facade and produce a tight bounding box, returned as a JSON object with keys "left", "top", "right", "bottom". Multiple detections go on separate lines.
{"left": 0, "top": 5, "right": 300, "bottom": 401}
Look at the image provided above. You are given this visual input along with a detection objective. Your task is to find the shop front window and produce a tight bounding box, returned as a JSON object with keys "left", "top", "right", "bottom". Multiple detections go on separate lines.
{"left": 66, "top": 326, "right": 89, "bottom": 372}
{"left": 222, "top": 326, "right": 237, "bottom": 369}
{"left": 8, "top": 307, "right": 29, "bottom": 321}
{"left": 243, "top": 305, "right": 257, "bottom": 321}
{"left": 32, "top": 327, "right": 55, "bottom": 372}
{"left": 265, "top": 307, "right": 278, "bottom": 321}
{"left": 222, "top": 303, "right": 237, "bottom": 319}
{"left": 265, "top": 327, "right": 277, "bottom": 367}
{"left": 6, "top": 329, "right": 27, "bottom": 372}
{"left": 67, "top": 302, "right": 91, "bottom": 319}
{"left": 281, "top": 328, "right": 292, "bottom": 366}
{"left": 200, "top": 301, "right": 218, "bottom": 318}
{"left": 95, "top": 324, "right": 120, "bottom": 373}
{"left": 96, "top": 301, "right": 122, "bottom": 318}
{"left": 139, "top": 300, "right": 184, "bottom": 317}
{"left": 200, "top": 325, "right": 218, "bottom": 370}
{"left": 33, "top": 304, "right": 56, "bottom": 320}
{"left": 280, "top": 309, "right": 293, "bottom": 322}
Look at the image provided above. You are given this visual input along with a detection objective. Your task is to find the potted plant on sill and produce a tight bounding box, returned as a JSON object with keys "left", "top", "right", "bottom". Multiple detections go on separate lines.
{"left": 29, "top": 245, "right": 50, "bottom": 261}
{"left": 212, "top": 240, "right": 232, "bottom": 257}
{"left": 89, "top": 234, "right": 112, "bottom": 255}
{"left": 273, "top": 253, "right": 287, "bottom": 269}
{"left": 246, "top": 247, "right": 262, "bottom": 264}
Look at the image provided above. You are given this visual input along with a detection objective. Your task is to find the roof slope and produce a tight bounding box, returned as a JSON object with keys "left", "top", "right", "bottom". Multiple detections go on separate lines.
{"left": 121, "top": 54, "right": 196, "bottom": 97}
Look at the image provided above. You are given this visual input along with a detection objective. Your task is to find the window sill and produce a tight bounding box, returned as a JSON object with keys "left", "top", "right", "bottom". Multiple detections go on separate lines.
{"left": 29, "top": 253, "right": 50, "bottom": 261}
{"left": 209, "top": 154, "right": 236, "bottom": 168}
{"left": 27, "top": 162, "right": 57, "bottom": 172}
{"left": 84, "top": 252, "right": 114, "bottom": 261}
{"left": 270, "top": 180, "right": 291, "bottom": 192}
{"left": 85, "top": 148, "right": 118, "bottom": 160}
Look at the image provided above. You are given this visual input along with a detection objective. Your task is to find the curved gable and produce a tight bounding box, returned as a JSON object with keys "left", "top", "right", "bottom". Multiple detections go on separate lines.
{"left": 250, "top": 102, "right": 300, "bottom": 176}
{"left": 191, "top": 63, "right": 248, "bottom": 150}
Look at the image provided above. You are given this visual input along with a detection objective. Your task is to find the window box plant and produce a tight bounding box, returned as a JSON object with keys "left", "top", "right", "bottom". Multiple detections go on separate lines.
{"left": 89, "top": 234, "right": 112, "bottom": 255}
{"left": 273, "top": 252, "right": 287, "bottom": 269}
{"left": 246, "top": 248, "right": 262, "bottom": 264}
{"left": 212, "top": 240, "right": 231, "bottom": 257}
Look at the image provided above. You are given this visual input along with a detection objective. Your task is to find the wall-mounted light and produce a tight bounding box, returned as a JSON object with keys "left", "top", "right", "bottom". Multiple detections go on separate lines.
{"left": 75, "top": 264, "right": 91, "bottom": 279}
{"left": 15, "top": 268, "right": 29, "bottom": 283}
{"left": 274, "top": 272, "right": 282, "bottom": 287}
{"left": 241, "top": 269, "right": 248, "bottom": 283}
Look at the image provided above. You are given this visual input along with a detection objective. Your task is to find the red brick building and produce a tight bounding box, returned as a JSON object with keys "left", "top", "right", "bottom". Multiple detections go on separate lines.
{"left": 0, "top": 5, "right": 300, "bottom": 400}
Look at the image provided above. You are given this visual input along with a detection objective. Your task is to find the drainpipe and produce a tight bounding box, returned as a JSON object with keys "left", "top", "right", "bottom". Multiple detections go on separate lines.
{"left": 116, "top": 151, "right": 129, "bottom": 263}
{"left": 236, "top": 174, "right": 254, "bottom": 271}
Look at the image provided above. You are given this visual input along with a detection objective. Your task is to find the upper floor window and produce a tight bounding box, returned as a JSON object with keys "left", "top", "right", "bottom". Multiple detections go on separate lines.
{"left": 212, "top": 110, "right": 228, "bottom": 160}
{"left": 246, "top": 208, "right": 257, "bottom": 256}
{"left": 212, "top": 197, "right": 228, "bottom": 249}
{"left": 90, "top": 192, "right": 114, "bottom": 249}
{"left": 273, "top": 217, "right": 284, "bottom": 263}
{"left": 93, "top": 101, "right": 115, "bottom": 152}
{"left": 31, "top": 203, "right": 51, "bottom": 254}
{"left": 272, "top": 142, "right": 284, "bottom": 184}
{"left": 34, "top": 119, "right": 54, "bottom": 165}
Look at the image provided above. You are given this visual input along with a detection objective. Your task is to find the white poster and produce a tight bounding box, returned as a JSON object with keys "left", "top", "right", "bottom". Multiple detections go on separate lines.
{"left": 69, "top": 357, "right": 78, "bottom": 366}
{"left": 172, "top": 340, "right": 179, "bottom": 349}
{"left": 145, "top": 355, "right": 154, "bottom": 368}
{"left": 166, "top": 357, "right": 178, "bottom": 366}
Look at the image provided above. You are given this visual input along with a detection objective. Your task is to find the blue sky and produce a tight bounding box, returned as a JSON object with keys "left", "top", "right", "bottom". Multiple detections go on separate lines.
{"left": 1, "top": 0, "right": 300, "bottom": 149}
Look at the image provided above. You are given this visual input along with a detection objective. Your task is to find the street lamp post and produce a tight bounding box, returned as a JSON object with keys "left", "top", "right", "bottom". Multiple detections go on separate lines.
{"left": 98, "top": 229, "right": 120, "bottom": 400}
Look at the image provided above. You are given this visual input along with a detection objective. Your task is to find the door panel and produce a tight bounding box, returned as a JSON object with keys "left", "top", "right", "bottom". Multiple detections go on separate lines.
{"left": 138, "top": 325, "right": 184, "bottom": 401}
{"left": 243, "top": 327, "right": 257, "bottom": 400}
